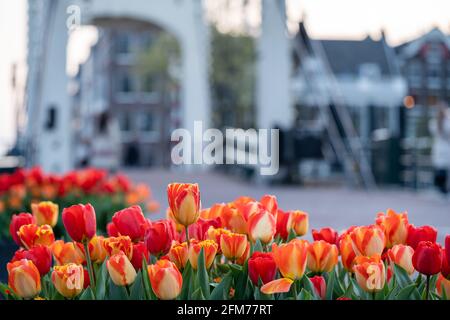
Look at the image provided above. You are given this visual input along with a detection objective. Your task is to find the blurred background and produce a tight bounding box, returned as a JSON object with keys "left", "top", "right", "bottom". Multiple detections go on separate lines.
{"left": 0, "top": 0, "right": 450, "bottom": 232}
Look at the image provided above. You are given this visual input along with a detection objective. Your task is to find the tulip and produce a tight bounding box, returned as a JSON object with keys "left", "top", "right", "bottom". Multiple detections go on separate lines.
{"left": 168, "top": 241, "right": 189, "bottom": 270}
{"left": 206, "top": 227, "right": 231, "bottom": 253}
{"left": 167, "top": 183, "right": 200, "bottom": 227}
{"left": 248, "top": 252, "right": 277, "bottom": 285}
{"left": 18, "top": 224, "right": 55, "bottom": 249}
{"left": 220, "top": 206, "right": 247, "bottom": 234}
{"left": 312, "top": 227, "right": 339, "bottom": 245}
{"left": 375, "top": 209, "right": 409, "bottom": 248}
{"left": 307, "top": 240, "right": 339, "bottom": 273}
{"left": 111, "top": 205, "right": 151, "bottom": 241}
{"left": 261, "top": 278, "right": 294, "bottom": 295}
{"left": 51, "top": 240, "right": 86, "bottom": 265}
{"left": 103, "top": 235, "right": 133, "bottom": 260}
{"left": 444, "top": 235, "right": 450, "bottom": 275}
{"left": 31, "top": 201, "right": 59, "bottom": 227}
{"left": 271, "top": 239, "right": 309, "bottom": 280}
{"left": 106, "top": 252, "right": 137, "bottom": 286}
{"left": 62, "top": 203, "right": 96, "bottom": 243}
{"left": 220, "top": 232, "right": 248, "bottom": 261}
{"left": 11, "top": 245, "right": 52, "bottom": 276}
{"left": 275, "top": 209, "right": 290, "bottom": 240}
{"left": 9, "top": 213, "right": 36, "bottom": 246}
{"left": 144, "top": 219, "right": 176, "bottom": 256}
{"left": 350, "top": 225, "right": 386, "bottom": 257}
{"left": 236, "top": 241, "right": 250, "bottom": 265}
{"left": 260, "top": 195, "right": 278, "bottom": 215}
{"left": 130, "top": 242, "right": 149, "bottom": 270}
{"left": 286, "top": 210, "right": 309, "bottom": 236}
{"left": 187, "top": 218, "right": 221, "bottom": 241}
{"left": 310, "top": 275, "right": 327, "bottom": 299}
{"left": 339, "top": 234, "right": 357, "bottom": 272}
{"left": 412, "top": 241, "right": 441, "bottom": 276}
{"left": 88, "top": 235, "right": 107, "bottom": 264}
{"left": 387, "top": 244, "right": 415, "bottom": 275}
{"left": 247, "top": 208, "right": 276, "bottom": 244}
{"left": 200, "top": 203, "right": 226, "bottom": 220}
{"left": 441, "top": 250, "right": 450, "bottom": 279}
{"left": 7, "top": 259, "right": 41, "bottom": 299}
{"left": 436, "top": 274, "right": 450, "bottom": 299}
{"left": 51, "top": 263, "right": 84, "bottom": 298}
{"left": 406, "top": 224, "right": 437, "bottom": 250}
{"left": 353, "top": 255, "right": 386, "bottom": 293}
{"left": 188, "top": 239, "right": 218, "bottom": 270}
{"left": 106, "top": 222, "right": 120, "bottom": 237}
{"left": 148, "top": 260, "right": 183, "bottom": 300}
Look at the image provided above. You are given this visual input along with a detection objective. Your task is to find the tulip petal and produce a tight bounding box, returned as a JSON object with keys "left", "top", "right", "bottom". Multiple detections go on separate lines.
{"left": 261, "top": 278, "right": 293, "bottom": 294}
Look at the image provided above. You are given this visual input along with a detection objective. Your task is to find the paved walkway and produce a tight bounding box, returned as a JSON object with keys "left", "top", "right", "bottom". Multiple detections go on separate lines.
{"left": 125, "top": 169, "right": 450, "bottom": 243}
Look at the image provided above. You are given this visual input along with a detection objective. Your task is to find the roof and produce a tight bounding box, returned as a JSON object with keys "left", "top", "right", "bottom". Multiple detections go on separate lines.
{"left": 395, "top": 27, "right": 450, "bottom": 58}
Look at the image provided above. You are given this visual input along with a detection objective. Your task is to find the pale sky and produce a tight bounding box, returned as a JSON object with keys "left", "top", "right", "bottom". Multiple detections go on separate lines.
{"left": 0, "top": 0, "right": 449, "bottom": 155}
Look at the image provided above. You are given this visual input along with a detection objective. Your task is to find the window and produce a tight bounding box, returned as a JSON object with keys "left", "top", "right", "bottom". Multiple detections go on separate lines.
{"left": 117, "top": 71, "right": 133, "bottom": 93}
{"left": 427, "top": 63, "right": 442, "bottom": 90}
{"left": 407, "top": 61, "right": 422, "bottom": 88}
{"left": 116, "top": 33, "right": 130, "bottom": 54}
{"left": 138, "top": 112, "right": 156, "bottom": 132}
{"left": 119, "top": 113, "right": 131, "bottom": 132}
{"left": 425, "top": 42, "right": 443, "bottom": 64}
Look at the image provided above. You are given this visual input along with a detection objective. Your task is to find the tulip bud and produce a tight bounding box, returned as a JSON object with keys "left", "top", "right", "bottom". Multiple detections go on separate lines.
{"left": 406, "top": 224, "right": 437, "bottom": 250}
{"left": 111, "top": 205, "right": 151, "bottom": 241}
{"left": 7, "top": 259, "right": 41, "bottom": 299}
{"left": 18, "top": 224, "right": 55, "bottom": 249}
{"left": 206, "top": 227, "right": 231, "bottom": 253}
{"left": 88, "top": 236, "right": 107, "bottom": 264}
{"left": 62, "top": 203, "right": 96, "bottom": 243}
{"left": 106, "top": 252, "right": 137, "bottom": 286}
{"left": 51, "top": 263, "right": 84, "bottom": 298}
{"left": 144, "top": 219, "right": 176, "bottom": 256}
{"left": 286, "top": 210, "right": 309, "bottom": 236}
{"left": 52, "top": 240, "right": 86, "bottom": 265}
{"left": 148, "top": 260, "right": 183, "bottom": 300}
{"left": 350, "top": 225, "right": 386, "bottom": 257}
{"left": 31, "top": 201, "right": 59, "bottom": 227}
{"left": 236, "top": 241, "right": 250, "bottom": 266}
{"left": 260, "top": 195, "right": 278, "bottom": 215}
{"left": 130, "top": 242, "right": 149, "bottom": 270}
{"left": 275, "top": 209, "right": 290, "bottom": 241}
{"left": 103, "top": 235, "right": 133, "bottom": 260}
{"left": 11, "top": 245, "right": 52, "bottom": 276}
{"left": 312, "top": 227, "right": 338, "bottom": 245}
{"left": 188, "top": 239, "right": 218, "bottom": 270}
{"left": 221, "top": 206, "right": 247, "bottom": 234}
{"left": 9, "top": 213, "right": 36, "bottom": 246}
{"left": 436, "top": 273, "right": 450, "bottom": 300}
{"left": 412, "top": 241, "right": 441, "bottom": 276}
{"left": 310, "top": 275, "right": 327, "bottom": 299}
{"left": 247, "top": 209, "right": 276, "bottom": 244}
{"left": 167, "top": 183, "right": 200, "bottom": 227}
{"left": 168, "top": 241, "right": 189, "bottom": 270}
{"left": 353, "top": 255, "right": 386, "bottom": 293}
{"left": 271, "top": 239, "right": 308, "bottom": 280}
{"left": 188, "top": 218, "right": 221, "bottom": 241}
{"left": 307, "top": 240, "right": 339, "bottom": 273}
{"left": 107, "top": 222, "right": 119, "bottom": 237}
{"left": 387, "top": 244, "right": 415, "bottom": 275}
{"left": 376, "top": 209, "right": 409, "bottom": 248}
{"left": 248, "top": 252, "right": 277, "bottom": 285}
{"left": 339, "top": 234, "right": 357, "bottom": 272}
{"left": 220, "top": 232, "right": 248, "bottom": 261}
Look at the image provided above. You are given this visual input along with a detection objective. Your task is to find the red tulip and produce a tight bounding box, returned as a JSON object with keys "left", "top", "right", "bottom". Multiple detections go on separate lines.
{"left": 111, "top": 205, "right": 151, "bottom": 241}
{"left": 62, "top": 204, "right": 96, "bottom": 243}
{"left": 106, "top": 222, "right": 119, "bottom": 237}
{"left": 310, "top": 275, "right": 326, "bottom": 299}
{"left": 406, "top": 225, "right": 437, "bottom": 250}
{"left": 275, "top": 209, "right": 289, "bottom": 241}
{"left": 11, "top": 245, "right": 52, "bottom": 276}
{"left": 144, "top": 219, "right": 176, "bottom": 256}
{"left": 412, "top": 241, "right": 442, "bottom": 276}
{"left": 444, "top": 235, "right": 450, "bottom": 278}
{"left": 248, "top": 252, "right": 277, "bottom": 285}
{"left": 9, "top": 213, "right": 36, "bottom": 246}
{"left": 312, "top": 227, "right": 338, "bottom": 245}
{"left": 187, "top": 218, "right": 221, "bottom": 241}
{"left": 130, "top": 242, "right": 149, "bottom": 270}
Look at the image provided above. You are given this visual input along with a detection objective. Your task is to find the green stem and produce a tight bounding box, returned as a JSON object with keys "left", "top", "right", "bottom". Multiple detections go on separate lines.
{"left": 372, "top": 291, "right": 376, "bottom": 301}
{"left": 293, "top": 280, "right": 298, "bottom": 300}
{"left": 83, "top": 240, "right": 96, "bottom": 293}
{"left": 125, "top": 284, "right": 131, "bottom": 296}
{"left": 185, "top": 226, "right": 190, "bottom": 247}
{"left": 425, "top": 275, "right": 430, "bottom": 300}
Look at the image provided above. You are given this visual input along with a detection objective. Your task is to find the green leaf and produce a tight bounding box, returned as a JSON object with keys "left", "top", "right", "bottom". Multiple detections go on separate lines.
{"left": 287, "top": 229, "right": 297, "bottom": 242}
{"left": 197, "top": 248, "right": 210, "bottom": 299}
{"left": 252, "top": 239, "right": 263, "bottom": 254}
{"left": 107, "top": 278, "right": 128, "bottom": 300}
{"left": 210, "top": 272, "right": 233, "bottom": 300}
{"left": 141, "top": 258, "right": 156, "bottom": 300}
{"left": 234, "top": 261, "right": 250, "bottom": 300}
{"left": 130, "top": 271, "right": 144, "bottom": 300}
{"left": 325, "top": 270, "right": 335, "bottom": 300}
{"left": 180, "top": 261, "right": 193, "bottom": 300}
{"left": 192, "top": 287, "right": 205, "bottom": 300}
{"left": 95, "top": 261, "right": 107, "bottom": 300}
{"left": 393, "top": 264, "right": 413, "bottom": 288}
{"left": 301, "top": 275, "right": 319, "bottom": 300}
{"left": 298, "top": 288, "right": 313, "bottom": 300}
{"left": 395, "top": 283, "right": 420, "bottom": 300}
{"left": 79, "top": 287, "right": 96, "bottom": 300}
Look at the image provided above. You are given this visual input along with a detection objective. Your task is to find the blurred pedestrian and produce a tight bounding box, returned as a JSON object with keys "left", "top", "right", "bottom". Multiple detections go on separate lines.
{"left": 429, "top": 102, "right": 450, "bottom": 195}
{"left": 91, "top": 111, "right": 121, "bottom": 173}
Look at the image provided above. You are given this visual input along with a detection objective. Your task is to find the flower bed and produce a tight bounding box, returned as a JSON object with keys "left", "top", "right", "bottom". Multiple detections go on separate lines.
{"left": 1, "top": 182, "right": 449, "bottom": 300}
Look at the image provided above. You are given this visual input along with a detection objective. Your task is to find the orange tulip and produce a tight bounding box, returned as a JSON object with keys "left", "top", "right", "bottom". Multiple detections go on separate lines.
{"left": 206, "top": 227, "right": 231, "bottom": 252}
{"left": 376, "top": 209, "right": 409, "bottom": 248}
{"left": 260, "top": 195, "right": 278, "bottom": 215}
{"left": 168, "top": 241, "right": 189, "bottom": 270}
{"left": 18, "top": 224, "right": 55, "bottom": 249}
{"left": 339, "top": 234, "right": 357, "bottom": 272}
{"left": 307, "top": 240, "right": 339, "bottom": 273}
{"left": 350, "top": 225, "right": 386, "bottom": 257}
{"left": 236, "top": 241, "right": 250, "bottom": 266}
{"left": 386, "top": 244, "right": 414, "bottom": 275}
{"left": 103, "top": 235, "right": 133, "bottom": 260}
{"left": 247, "top": 209, "right": 276, "bottom": 244}
{"left": 261, "top": 278, "right": 294, "bottom": 295}
{"left": 201, "top": 203, "right": 226, "bottom": 220}
{"left": 220, "top": 232, "right": 248, "bottom": 261}
{"left": 167, "top": 183, "right": 200, "bottom": 227}
{"left": 353, "top": 255, "right": 386, "bottom": 293}
{"left": 271, "top": 239, "right": 309, "bottom": 280}
{"left": 220, "top": 206, "right": 248, "bottom": 234}
{"left": 31, "top": 201, "right": 59, "bottom": 227}
{"left": 51, "top": 263, "right": 84, "bottom": 298}
{"left": 51, "top": 240, "right": 86, "bottom": 265}
{"left": 286, "top": 210, "right": 309, "bottom": 236}
{"left": 148, "top": 260, "right": 183, "bottom": 300}
{"left": 88, "top": 235, "right": 107, "bottom": 264}
{"left": 7, "top": 259, "right": 41, "bottom": 299}
{"left": 166, "top": 207, "right": 184, "bottom": 232}
{"left": 436, "top": 274, "right": 450, "bottom": 300}
{"left": 188, "top": 239, "right": 218, "bottom": 270}
{"left": 106, "top": 251, "right": 137, "bottom": 286}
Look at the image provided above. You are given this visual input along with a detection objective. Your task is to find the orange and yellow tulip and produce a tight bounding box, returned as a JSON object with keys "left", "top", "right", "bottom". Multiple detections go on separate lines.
{"left": 31, "top": 201, "right": 59, "bottom": 227}
{"left": 106, "top": 251, "right": 137, "bottom": 286}
{"left": 376, "top": 209, "right": 409, "bottom": 248}
{"left": 7, "top": 259, "right": 41, "bottom": 299}
{"left": 167, "top": 183, "right": 200, "bottom": 227}
{"left": 51, "top": 263, "right": 84, "bottom": 298}
{"left": 271, "top": 239, "right": 309, "bottom": 280}
{"left": 88, "top": 235, "right": 107, "bottom": 264}
{"left": 350, "top": 225, "right": 386, "bottom": 257}
{"left": 247, "top": 209, "right": 276, "bottom": 244}
{"left": 307, "top": 240, "right": 339, "bottom": 273}
{"left": 339, "top": 234, "right": 357, "bottom": 272}
{"left": 51, "top": 240, "right": 86, "bottom": 265}
{"left": 353, "top": 255, "right": 386, "bottom": 293}
{"left": 168, "top": 241, "right": 189, "bottom": 270}
{"left": 188, "top": 239, "right": 218, "bottom": 270}
{"left": 387, "top": 244, "right": 414, "bottom": 275}
{"left": 220, "top": 232, "right": 248, "bottom": 261}
{"left": 436, "top": 274, "right": 450, "bottom": 300}
{"left": 148, "top": 260, "right": 183, "bottom": 300}
{"left": 286, "top": 210, "right": 309, "bottom": 236}
{"left": 103, "top": 235, "right": 133, "bottom": 260}
{"left": 18, "top": 224, "right": 55, "bottom": 249}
